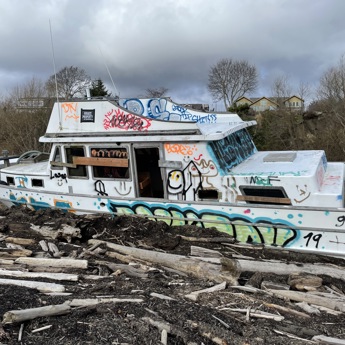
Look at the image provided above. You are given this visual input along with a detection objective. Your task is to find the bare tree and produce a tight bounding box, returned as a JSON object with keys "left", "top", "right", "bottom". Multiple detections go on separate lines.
{"left": 317, "top": 55, "right": 345, "bottom": 111}
{"left": 144, "top": 87, "right": 169, "bottom": 98}
{"left": 46, "top": 66, "right": 91, "bottom": 99}
{"left": 270, "top": 74, "right": 292, "bottom": 105}
{"left": 0, "top": 78, "right": 51, "bottom": 154}
{"left": 208, "top": 58, "right": 258, "bottom": 110}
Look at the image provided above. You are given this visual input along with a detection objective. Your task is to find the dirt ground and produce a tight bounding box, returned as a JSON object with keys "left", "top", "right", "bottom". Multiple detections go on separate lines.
{"left": 0, "top": 206, "right": 345, "bottom": 345}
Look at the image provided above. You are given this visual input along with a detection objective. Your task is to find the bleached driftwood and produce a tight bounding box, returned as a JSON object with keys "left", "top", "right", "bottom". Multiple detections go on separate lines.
{"left": 0, "top": 248, "right": 32, "bottom": 257}
{"left": 221, "top": 258, "right": 345, "bottom": 282}
{"left": 190, "top": 246, "right": 223, "bottom": 258}
{"left": 15, "top": 257, "right": 88, "bottom": 269}
{"left": 150, "top": 292, "right": 176, "bottom": 301}
{"left": 39, "top": 240, "right": 49, "bottom": 252}
{"left": 2, "top": 303, "right": 71, "bottom": 324}
{"left": 263, "top": 302, "right": 310, "bottom": 318}
{"left": 102, "top": 262, "right": 148, "bottom": 278}
{"left": 312, "top": 335, "right": 345, "bottom": 344}
{"left": 31, "top": 325, "right": 53, "bottom": 333}
{"left": 0, "top": 278, "right": 65, "bottom": 293}
{"left": 89, "top": 239, "right": 240, "bottom": 285}
{"left": 222, "top": 308, "right": 284, "bottom": 321}
{"left": 5, "top": 237, "right": 36, "bottom": 246}
{"left": 0, "top": 259, "right": 14, "bottom": 265}
{"left": 185, "top": 281, "right": 227, "bottom": 301}
{"left": 295, "top": 301, "right": 321, "bottom": 315}
{"left": 68, "top": 297, "right": 144, "bottom": 307}
{"left": 30, "top": 224, "right": 81, "bottom": 242}
{"left": 267, "top": 289, "right": 345, "bottom": 312}
{"left": 0, "top": 268, "right": 78, "bottom": 281}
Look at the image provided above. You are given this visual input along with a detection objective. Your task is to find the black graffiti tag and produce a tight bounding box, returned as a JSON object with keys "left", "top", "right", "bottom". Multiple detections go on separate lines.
{"left": 50, "top": 171, "right": 68, "bottom": 186}
{"left": 95, "top": 180, "right": 108, "bottom": 196}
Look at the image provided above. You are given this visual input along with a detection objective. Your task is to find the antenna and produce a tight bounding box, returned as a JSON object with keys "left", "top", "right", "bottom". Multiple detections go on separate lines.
{"left": 98, "top": 45, "right": 119, "bottom": 98}
{"left": 49, "top": 19, "right": 62, "bottom": 128}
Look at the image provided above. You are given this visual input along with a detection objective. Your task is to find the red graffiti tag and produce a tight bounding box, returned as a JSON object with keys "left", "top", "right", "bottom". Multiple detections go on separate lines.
{"left": 103, "top": 108, "right": 152, "bottom": 131}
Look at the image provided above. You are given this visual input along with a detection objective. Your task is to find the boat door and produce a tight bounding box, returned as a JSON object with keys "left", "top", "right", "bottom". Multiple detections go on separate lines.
{"left": 134, "top": 146, "right": 165, "bottom": 198}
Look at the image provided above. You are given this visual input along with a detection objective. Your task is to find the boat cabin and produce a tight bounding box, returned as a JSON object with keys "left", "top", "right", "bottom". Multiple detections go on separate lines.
{"left": 0, "top": 98, "right": 344, "bottom": 212}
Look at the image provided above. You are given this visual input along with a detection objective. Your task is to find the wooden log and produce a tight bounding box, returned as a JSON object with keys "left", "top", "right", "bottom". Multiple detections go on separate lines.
{"left": 0, "top": 259, "right": 14, "bottom": 265}
{"left": 185, "top": 281, "right": 227, "bottom": 301}
{"left": 0, "top": 248, "right": 32, "bottom": 257}
{"left": 223, "top": 308, "right": 284, "bottom": 321}
{"left": 221, "top": 258, "right": 345, "bottom": 282}
{"left": 15, "top": 257, "right": 88, "bottom": 269}
{"left": 190, "top": 246, "right": 223, "bottom": 258}
{"left": 263, "top": 302, "right": 310, "bottom": 318}
{"left": 0, "top": 269, "right": 78, "bottom": 281}
{"left": 267, "top": 289, "right": 345, "bottom": 312}
{"left": 31, "top": 325, "right": 53, "bottom": 333}
{"left": 312, "top": 335, "right": 345, "bottom": 344}
{"left": 2, "top": 304, "right": 71, "bottom": 324}
{"left": 68, "top": 298, "right": 144, "bottom": 307}
{"left": 30, "top": 224, "right": 81, "bottom": 242}
{"left": 150, "top": 292, "right": 176, "bottom": 301}
{"left": 89, "top": 239, "right": 240, "bottom": 285}
{"left": 5, "top": 237, "right": 36, "bottom": 246}
{"left": 39, "top": 240, "right": 49, "bottom": 252}
{"left": 0, "top": 278, "right": 65, "bottom": 293}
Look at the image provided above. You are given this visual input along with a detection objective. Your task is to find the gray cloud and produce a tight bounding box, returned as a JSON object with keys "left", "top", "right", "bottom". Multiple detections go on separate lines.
{"left": 0, "top": 0, "right": 345, "bottom": 107}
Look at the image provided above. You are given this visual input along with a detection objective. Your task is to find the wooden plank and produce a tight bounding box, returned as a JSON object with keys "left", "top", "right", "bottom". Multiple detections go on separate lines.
{"left": 73, "top": 156, "right": 128, "bottom": 167}
{"left": 236, "top": 195, "right": 291, "bottom": 205}
{"left": 50, "top": 161, "right": 76, "bottom": 168}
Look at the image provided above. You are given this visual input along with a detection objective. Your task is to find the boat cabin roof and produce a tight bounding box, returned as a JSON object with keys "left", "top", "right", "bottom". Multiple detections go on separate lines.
{"left": 41, "top": 99, "right": 256, "bottom": 143}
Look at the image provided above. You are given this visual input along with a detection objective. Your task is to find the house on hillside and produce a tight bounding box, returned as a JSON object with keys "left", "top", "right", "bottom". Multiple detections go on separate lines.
{"left": 236, "top": 95, "right": 304, "bottom": 113}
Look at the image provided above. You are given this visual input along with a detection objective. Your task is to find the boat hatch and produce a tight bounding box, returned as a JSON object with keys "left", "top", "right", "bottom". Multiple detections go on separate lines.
{"left": 263, "top": 152, "right": 297, "bottom": 162}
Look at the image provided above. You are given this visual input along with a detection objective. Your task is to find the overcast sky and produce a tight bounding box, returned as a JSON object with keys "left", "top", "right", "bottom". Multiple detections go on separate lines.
{"left": 0, "top": 0, "right": 344, "bottom": 109}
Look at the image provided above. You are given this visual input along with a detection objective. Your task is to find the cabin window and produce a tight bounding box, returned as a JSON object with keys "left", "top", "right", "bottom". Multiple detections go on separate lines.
{"left": 198, "top": 189, "right": 219, "bottom": 200}
{"left": 6, "top": 176, "right": 14, "bottom": 185}
{"left": 32, "top": 179, "right": 44, "bottom": 187}
{"left": 238, "top": 186, "right": 291, "bottom": 205}
{"left": 65, "top": 147, "right": 87, "bottom": 178}
{"left": 51, "top": 146, "right": 63, "bottom": 170}
{"left": 90, "top": 147, "right": 129, "bottom": 179}
{"left": 208, "top": 128, "right": 257, "bottom": 172}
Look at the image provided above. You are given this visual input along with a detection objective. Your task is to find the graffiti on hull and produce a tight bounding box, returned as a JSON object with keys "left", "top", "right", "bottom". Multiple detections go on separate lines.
{"left": 106, "top": 200, "right": 298, "bottom": 247}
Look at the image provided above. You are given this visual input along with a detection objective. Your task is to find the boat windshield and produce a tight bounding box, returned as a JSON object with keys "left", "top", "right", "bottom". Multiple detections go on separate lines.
{"left": 208, "top": 128, "right": 257, "bottom": 173}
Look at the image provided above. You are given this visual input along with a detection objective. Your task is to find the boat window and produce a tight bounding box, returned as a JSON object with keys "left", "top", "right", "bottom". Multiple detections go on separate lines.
{"left": 198, "top": 189, "right": 219, "bottom": 200}
{"left": 6, "top": 176, "right": 14, "bottom": 185}
{"left": 208, "top": 129, "right": 257, "bottom": 172}
{"left": 238, "top": 186, "right": 291, "bottom": 205}
{"left": 90, "top": 147, "right": 129, "bottom": 179}
{"left": 65, "top": 147, "right": 87, "bottom": 178}
{"left": 51, "top": 146, "right": 63, "bottom": 170}
{"left": 32, "top": 179, "right": 44, "bottom": 187}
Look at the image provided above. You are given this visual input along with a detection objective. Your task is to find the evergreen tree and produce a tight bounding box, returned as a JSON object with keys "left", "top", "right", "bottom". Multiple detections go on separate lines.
{"left": 90, "top": 79, "right": 111, "bottom": 97}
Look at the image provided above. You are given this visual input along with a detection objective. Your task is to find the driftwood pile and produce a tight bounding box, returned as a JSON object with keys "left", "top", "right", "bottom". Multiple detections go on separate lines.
{"left": 0, "top": 212, "right": 345, "bottom": 344}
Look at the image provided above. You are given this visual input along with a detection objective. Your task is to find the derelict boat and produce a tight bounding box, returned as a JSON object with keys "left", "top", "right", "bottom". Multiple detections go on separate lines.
{"left": 0, "top": 97, "right": 344, "bottom": 256}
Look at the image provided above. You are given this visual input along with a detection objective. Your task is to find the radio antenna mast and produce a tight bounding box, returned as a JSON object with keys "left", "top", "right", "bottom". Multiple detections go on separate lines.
{"left": 98, "top": 45, "right": 119, "bottom": 99}
{"left": 49, "top": 19, "right": 62, "bottom": 128}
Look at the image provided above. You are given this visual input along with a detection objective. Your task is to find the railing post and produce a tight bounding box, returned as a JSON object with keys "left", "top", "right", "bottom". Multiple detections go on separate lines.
{"left": 2, "top": 150, "right": 9, "bottom": 167}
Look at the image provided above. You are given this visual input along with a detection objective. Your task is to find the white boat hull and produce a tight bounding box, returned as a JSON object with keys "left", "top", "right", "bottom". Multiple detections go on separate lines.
{"left": 2, "top": 186, "right": 345, "bottom": 257}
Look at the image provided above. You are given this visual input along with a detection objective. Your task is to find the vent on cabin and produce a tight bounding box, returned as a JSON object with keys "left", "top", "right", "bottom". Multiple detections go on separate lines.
{"left": 263, "top": 152, "right": 297, "bottom": 162}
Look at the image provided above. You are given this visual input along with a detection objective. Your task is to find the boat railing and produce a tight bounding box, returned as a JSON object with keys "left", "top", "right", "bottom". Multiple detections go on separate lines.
{"left": 0, "top": 150, "right": 19, "bottom": 168}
